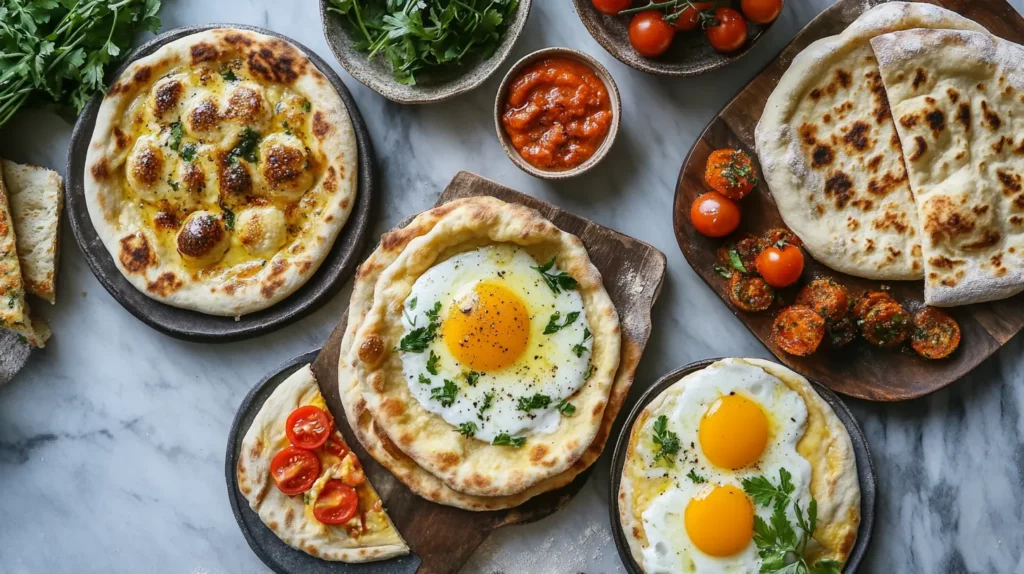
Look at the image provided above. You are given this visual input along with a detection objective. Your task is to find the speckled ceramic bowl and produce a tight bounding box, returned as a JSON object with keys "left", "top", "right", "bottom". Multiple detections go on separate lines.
{"left": 320, "top": 0, "right": 532, "bottom": 104}
{"left": 571, "top": 0, "right": 782, "bottom": 76}
{"left": 493, "top": 48, "right": 621, "bottom": 180}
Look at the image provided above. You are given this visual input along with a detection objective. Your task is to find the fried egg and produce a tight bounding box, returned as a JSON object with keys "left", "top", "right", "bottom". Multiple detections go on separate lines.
{"left": 637, "top": 360, "right": 813, "bottom": 573}
{"left": 399, "top": 244, "right": 591, "bottom": 442}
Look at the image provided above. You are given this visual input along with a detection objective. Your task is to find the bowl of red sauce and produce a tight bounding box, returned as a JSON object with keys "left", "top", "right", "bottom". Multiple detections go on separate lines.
{"left": 495, "top": 48, "right": 621, "bottom": 179}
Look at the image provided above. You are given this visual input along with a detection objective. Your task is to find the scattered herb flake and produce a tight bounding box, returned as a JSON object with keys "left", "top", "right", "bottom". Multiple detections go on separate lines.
{"left": 543, "top": 311, "right": 580, "bottom": 335}
{"left": 492, "top": 433, "right": 526, "bottom": 448}
{"left": 532, "top": 257, "right": 579, "bottom": 294}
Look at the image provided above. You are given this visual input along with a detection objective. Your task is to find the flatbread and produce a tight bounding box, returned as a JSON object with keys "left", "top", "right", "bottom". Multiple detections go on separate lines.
{"left": 237, "top": 364, "right": 408, "bottom": 562}
{"left": 2, "top": 159, "right": 63, "bottom": 304}
{"left": 84, "top": 28, "right": 357, "bottom": 317}
{"left": 346, "top": 197, "right": 621, "bottom": 497}
{"left": 756, "top": 2, "right": 986, "bottom": 280}
{"left": 872, "top": 29, "right": 1024, "bottom": 306}
{"left": 0, "top": 170, "right": 47, "bottom": 347}
{"left": 618, "top": 358, "right": 861, "bottom": 569}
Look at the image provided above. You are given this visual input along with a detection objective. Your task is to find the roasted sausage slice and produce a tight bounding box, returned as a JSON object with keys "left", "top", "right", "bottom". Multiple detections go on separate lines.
{"left": 911, "top": 307, "right": 961, "bottom": 359}
{"left": 796, "top": 278, "right": 851, "bottom": 323}
{"left": 772, "top": 305, "right": 826, "bottom": 356}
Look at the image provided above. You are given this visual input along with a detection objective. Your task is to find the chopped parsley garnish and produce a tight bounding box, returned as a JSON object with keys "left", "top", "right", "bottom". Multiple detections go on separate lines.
{"left": 719, "top": 150, "right": 757, "bottom": 188}
{"left": 221, "top": 67, "right": 238, "bottom": 82}
{"left": 418, "top": 374, "right": 431, "bottom": 385}
{"left": 407, "top": 297, "right": 418, "bottom": 310}
{"left": 728, "top": 249, "right": 748, "bottom": 273}
{"left": 556, "top": 399, "right": 576, "bottom": 416}
{"left": 220, "top": 205, "right": 235, "bottom": 230}
{"left": 166, "top": 178, "right": 179, "bottom": 192}
{"left": 168, "top": 121, "right": 183, "bottom": 152}
{"left": 228, "top": 127, "right": 261, "bottom": 164}
{"left": 463, "top": 371, "right": 481, "bottom": 387}
{"left": 652, "top": 415, "right": 680, "bottom": 463}
{"left": 457, "top": 421, "right": 477, "bottom": 437}
{"left": 430, "top": 379, "right": 458, "bottom": 408}
{"left": 517, "top": 393, "right": 551, "bottom": 412}
{"left": 302, "top": 99, "right": 312, "bottom": 113}
{"left": 425, "top": 301, "right": 442, "bottom": 323}
{"left": 492, "top": 433, "right": 526, "bottom": 448}
{"left": 426, "top": 350, "right": 439, "bottom": 375}
{"left": 532, "top": 257, "right": 579, "bottom": 294}
{"left": 572, "top": 327, "right": 592, "bottom": 358}
{"left": 397, "top": 301, "right": 441, "bottom": 353}
{"left": 543, "top": 311, "right": 580, "bottom": 335}
{"left": 686, "top": 469, "right": 706, "bottom": 484}
{"left": 179, "top": 143, "right": 197, "bottom": 162}
{"left": 477, "top": 391, "right": 494, "bottom": 418}
{"left": 742, "top": 468, "right": 795, "bottom": 512}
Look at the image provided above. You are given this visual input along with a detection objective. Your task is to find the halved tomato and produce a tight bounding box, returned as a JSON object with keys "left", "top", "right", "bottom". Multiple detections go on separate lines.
{"left": 286, "top": 405, "right": 332, "bottom": 450}
{"left": 323, "top": 434, "right": 349, "bottom": 458}
{"left": 270, "top": 446, "right": 321, "bottom": 495}
{"left": 313, "top": 479, "right": 360, "bottom": 524}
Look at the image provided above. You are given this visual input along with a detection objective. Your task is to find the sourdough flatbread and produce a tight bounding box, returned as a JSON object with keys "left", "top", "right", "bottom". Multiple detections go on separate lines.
{"left": 756, "top": 2, "right": 986, "bottom": 280}
{"left": 345, "top": 196, "right": 621, "bottom": 498}
{"left": 237, "top": 364, "right": 408, "bottom": 562}
{"left": 2, "top": 160, "right": 63, "bottom": 304}
{"left": 872, "top": 29, "right": 1024, "bottom": 306}
{"left": 0, "top": 170, "right": 47, "bottom": 347}
{"left": 84, "top": 28, "right": 357, "bottom": 316}
{"left": 338, "top": 200, "right": 634, "bottom": 509}
{"left": 618, "top": 358, "right": 861, "bottom": 569}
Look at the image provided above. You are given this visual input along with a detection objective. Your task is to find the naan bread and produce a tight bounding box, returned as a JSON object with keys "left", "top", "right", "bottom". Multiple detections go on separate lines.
{"left": 345, "top": 196, "right": 621, "bottom": 498}
{"left": 872, "top": 29, "right": 1024, "bottom": 306}
{"left": 0, "top": 170, "right": 48, "bottom": 347}
{"left": 338, "top": 199, "right": 633, "bottom": 509}
{"left": 2, "top": 160, "right": 63, "bottom": 304}
{"left": 84, "top": 28, "right": 357, "bottom": 316}
{"left": 237, "top": 364, "right": 408, "bottom": 562}
{"left": 756, "top": 2, "right": 985, "bottom": 280}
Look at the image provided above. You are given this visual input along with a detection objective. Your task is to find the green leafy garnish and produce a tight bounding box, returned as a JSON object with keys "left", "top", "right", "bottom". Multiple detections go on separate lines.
{"left": 728, "top": 249, "right": 748, "bottom": 274}
{"left": 425, "top": 301, "right": 442, "bottom": 322}
{"left": 397, "top": 301, "right": 441, "bottom": 352}
{"left": 651, "top": 415, "right": 680, "bottom": 463}
{"left": 407, "top": 297, "right": 418, "bottom": 310}
{"left": 572, "top": 327, "right": 592, "bottom": 358}
{"left": 686, "top": 469, "right": 706, "bottom": 484}
{"left": 228, "top": 127, "right": 261, "bottom": 164}
{"left": 220, "top": 67, "right": 237, "bottom": 82}
{"left": 492, "top": 433, "right": 526, "bottom": 448}
{"left": 741, "top": 468, "right": 795, "bottom": 512}
{"left": 179, "top": 143, "right": 197, "bottom": 162}
{"left": 167, "top": 178, "right": 179, "bottom": 192}
{"left": 477, "top": 391, "right": 494, "bottom": 418}
{"left": 169, "top": 121, "right": 183, "bottom": 152}
{"left": 713, "top": 264, "right": 733, "bottom": 278}
{"left": 516, "top": 393, "right": 551, "bottom": 412}
{"left": 430, "top": 379, "right": 458, "bottom": 407}
{"left": 463, "top": 371, "right": 481, "bottom": 387}
{"left": 221, "top": 206, "right": 235, "bottom": 230}
{"left": 457, "top": 421, "right": 477, "bottom": 437}
{"left": 418, "top": 373, "right": 431, "bottom": 385}
{"left": 302, "top": 99, "right": 312, "bottom": 112}
{"left": 543, "top": 311, "right": 580, "bottom": 335}
{"left": 532, "top": 257, "right": 579, "bottom": 294}
{"left": 426, "top": 350, "right": 439, "bottom": 375}
{"left": 556, "top": 399, "right": 576, "bottom": 416}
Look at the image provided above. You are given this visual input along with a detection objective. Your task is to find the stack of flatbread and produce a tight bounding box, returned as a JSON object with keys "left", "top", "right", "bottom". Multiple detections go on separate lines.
{"left": 756, "top": 2, "right": 1024, "bottom": 307}
{"left": 0, "top": 160, "right": 64, "bottom": 347}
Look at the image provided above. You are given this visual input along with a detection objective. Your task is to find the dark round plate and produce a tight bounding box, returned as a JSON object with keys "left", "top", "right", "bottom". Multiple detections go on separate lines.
{"left": 609, "top": 358, "right": 876, "bottom": 573}
{"left": 571, "top": 0, "right": 781, "bottom": 77}
{"left": 225, "top": 348, "right": 421, "bottom": 574}
{"left": 65, "top": 24, "right": 374, "bottom": 342}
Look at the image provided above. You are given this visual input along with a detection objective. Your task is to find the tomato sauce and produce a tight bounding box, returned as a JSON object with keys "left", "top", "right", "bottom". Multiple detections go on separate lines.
{"left": 501, "top": 57, "right": 613, "bottom": 171}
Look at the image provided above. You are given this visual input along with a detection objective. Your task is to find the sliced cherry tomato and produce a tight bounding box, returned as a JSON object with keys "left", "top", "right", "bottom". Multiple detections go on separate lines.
{"left": 313, "top": 479, "right": 360, "bottom": 525}
{"left": 860, "top": 299, "right": 913, "bottom": 348}
{"left": 323, "top": 434, "right": 349, "bottom": 458}
{"left": 706, "top": 7, "right": 748, "bottom": 53}
{"left": 728, "top": 274, "right": 774, "bottom": 312}
{"left": 285, "top": 405, "right": 332, "bottom": 450}
{"left": 673, "top": 1, "right": 714, "bottom": 31}
{"left": 796, "top": 278, "right": 851, "bottom": 323}
{"left": 755, "top": 245, "right": 804, "bottom": 288}
{"left": 911, "top": 307, "right": 961, "bottom": 360}
{"left": 592, "top": 0, "right": 632, "bottom": 15}
{"left": 270, "top": 446, "right": 321, "bottom": 495}
{"left": 629, "top": 11, "right": 676, "bottom": 57}
{"left": 772, "top": 305, "right": 825, "bottom": 356}
{"left": 741, "top": 0, "right": 783, "bottom": 24}
{"left": 853, "top": 290, "right": 895, "bottom": 320}
{"left": 705, "top": 149, "right": 757, "bottom": 199}
{"left": 691, "top": 191, "right": 741, "bottom": 237}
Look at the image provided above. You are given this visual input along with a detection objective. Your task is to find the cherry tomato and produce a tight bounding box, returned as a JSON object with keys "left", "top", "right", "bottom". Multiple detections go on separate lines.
{"left": 629, "top": 11, "right": 676, "bottom": 57}
{"left": 592, "top": 0, "right": 632, "bottom": 15}
{"left": 285, "top": 405, "right": 332, "bottom": 450}
{"left": 705, "top": 149, "right": 757, "bottom": 199}
{"left": 691, "top": 191, "right": 741, "bottom": 238}
{"left": 673, "top": 1, "right": 714, "bottom": 31}
{"left": 741, "top": 0, "right": 783, "bottom": 24}
{"left": 313, "top": 480, "right": 360, "bottom": 524}
{"left": 755, "top": 244, "right": 804, "bottom": 287}
{"left": 270, "top": 446, "right": 321, "bottom": 495}
{"left": 706, "top": 7, "right": 748, "bottom": 53}
{"left": 323, "top": 434, "right": 349, "bottom": 458}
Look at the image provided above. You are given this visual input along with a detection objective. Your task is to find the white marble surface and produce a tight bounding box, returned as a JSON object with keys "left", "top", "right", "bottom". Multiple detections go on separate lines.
{"left": 1, "top": 0, "right": 1023, "bottom": 572}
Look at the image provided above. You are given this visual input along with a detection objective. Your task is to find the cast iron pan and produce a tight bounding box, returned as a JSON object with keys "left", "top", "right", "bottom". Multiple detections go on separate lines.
{"left": 66, "top": 24, "right": 374, "bottom": 343}
{"left": 225, "top": 349, "right": 421, "bottom": 574}
{"left": 609, "top": 358, "right": 876, "bottom": 573}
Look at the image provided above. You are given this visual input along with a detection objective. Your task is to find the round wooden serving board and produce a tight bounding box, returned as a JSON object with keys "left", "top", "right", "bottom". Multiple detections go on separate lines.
{"left": 672, "top": 0, "right": 1024, "bottom": 401}
{"left": 66, "top": 24, "right": 375, "bottom": 343}
{"left": 608, "top": 359, "right": 877, "bottom": 573}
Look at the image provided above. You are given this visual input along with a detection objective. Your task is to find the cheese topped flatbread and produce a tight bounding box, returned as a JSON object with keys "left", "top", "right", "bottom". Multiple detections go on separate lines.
{"left": 2, "top": 160, "right": 64, "bottom": 304}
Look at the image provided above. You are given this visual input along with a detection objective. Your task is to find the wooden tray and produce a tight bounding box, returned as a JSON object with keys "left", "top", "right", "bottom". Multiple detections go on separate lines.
{"left": 672, "top": 0, "right": 1024, "bottom": 401}
{"left": 231, "top": 171, "right": 666, "bottom": 574}
{"left": 65, "top": 24, "right": 374, "bottom": 343}
{"left": 608, "top": 359, "right": 877, "bottom": 573}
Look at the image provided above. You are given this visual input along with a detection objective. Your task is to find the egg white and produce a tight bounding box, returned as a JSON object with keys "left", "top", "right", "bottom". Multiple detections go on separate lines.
{"left": 638, "top": 360, "right": 813, "bottom": 574}
{"left": 400, "top": 245, "right": 591, "bottom": 442}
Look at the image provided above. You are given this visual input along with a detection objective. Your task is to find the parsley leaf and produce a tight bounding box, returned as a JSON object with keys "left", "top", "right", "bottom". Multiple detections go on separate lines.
{"left": 572, "top": 327, "right": 592, "bottom": 358}
{"left": 492, "top": 433, "right": 526, "bottom": 448}
{"left": 220, "top": 206, "right": 235, "bottom": 230}
{"left": 179, "top": 143, "right": 197, "bottom": 162}
{"left": 407, "top": 297, "right": 418, "bottom": 310}
{"left": 430, "top": 379, "right": 458, "bottom": 408}
{"left": 426, "top": 350, "right": 439, "bottom": 375}
{"left": 477, "top": 391, "right": 494, "bottom": 419}
{"left": 463, "top": 370, "right": 481, "bottom": 387}
{"left": 532, "top": 257, "right": 579, "bottom": 294}
{"left": 741, "top": 468, "right": 794, "bottom": 512}
{"left": 728, "top": 249, "right": 748, "bottom": 274}
{"left": 651, "top": 415, "right": 680, "bottom": 463}
{"left": 543, "top": 311, "right": 580, "bottom": 335}
{"left": 457, "top": 421, "right": 477, "bottom": 437}
{"left": 397, "top": 301, "right": 441, "bottom": 353}
{"left": 516, "top": 393, "right": 551, "bottom": 412}
{"left": 686, "top": 469, "right": 706, "bottom": 484}
{"left": 228, "top": 127, "right": 261, "bottom": 164}
{"left": 418, "top": 373, "right": 431, "bottom": 385}
{"left": 556, "top": 398, "right": 576, "bottom": 416}
{"left": 169, "top": 121, "right": 183, "bottom": 152}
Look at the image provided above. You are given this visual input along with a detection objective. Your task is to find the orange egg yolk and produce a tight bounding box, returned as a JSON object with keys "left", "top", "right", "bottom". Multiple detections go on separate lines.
{"left": 698, "top": 394, "right": 769, "bottom": 470}
{"left": 684, "top": 484, "right": 755, "bottom": 557}
{"left": 442, "top": 282, "right": 530, "bottom": 372}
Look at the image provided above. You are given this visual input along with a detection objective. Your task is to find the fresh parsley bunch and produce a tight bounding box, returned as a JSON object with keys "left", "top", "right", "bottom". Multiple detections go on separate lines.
{"left": 0, "top": 0, "right": 163, "bottom": 129}
{"left": 326, "top": 0, "right": 519, "bottom": 86}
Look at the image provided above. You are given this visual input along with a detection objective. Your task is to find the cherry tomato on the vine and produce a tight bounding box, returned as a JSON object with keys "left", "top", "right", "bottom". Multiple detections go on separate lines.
{"left": 741, "top": 0, "right": 783, "bottom": 24}
{"left": 592, "top": 0, "right": 632, "bottom": 16}
{"left": 629, "top": 11, "right": 676, "bottom": 57}
{"left": 706, "top": 7, "right": 748, "bottom": 53}
{"left": 690, "top": 191, "right": 741, "bottom": 238}
{"left": 673, "top": 1, "right": 714, "bottom": 31}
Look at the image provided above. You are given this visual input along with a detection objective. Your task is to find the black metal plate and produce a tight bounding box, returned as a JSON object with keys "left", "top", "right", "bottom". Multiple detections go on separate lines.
{"left": 609, "top": 359, "right": 876, "bottom": 573}
{"left": 225, "top": 349, "right": 421, "bottom": 574}
{"left": 65, "top": 24, "right": 374, "bottom": 342}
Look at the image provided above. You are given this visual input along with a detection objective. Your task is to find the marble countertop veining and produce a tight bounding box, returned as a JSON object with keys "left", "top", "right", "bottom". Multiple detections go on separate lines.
{"left": 1, "top": 0, "right": 1023, "bottom": 572}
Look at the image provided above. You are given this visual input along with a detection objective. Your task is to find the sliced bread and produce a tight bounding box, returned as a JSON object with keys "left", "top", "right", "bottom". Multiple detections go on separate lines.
{"left": 1, "top": 159, "right": 64, "bottom": 304}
